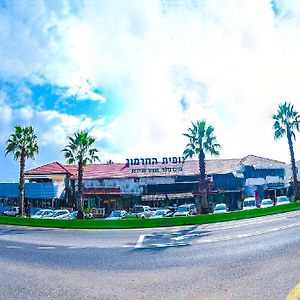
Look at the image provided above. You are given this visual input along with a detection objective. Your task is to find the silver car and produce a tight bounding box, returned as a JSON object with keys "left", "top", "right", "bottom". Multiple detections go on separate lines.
{"left": 213, "top": 203, "right": 228, "bottom": 214}
{"left": 174, "top": 204, "right": 197, "bottom": 217}
{"left": 105, "top": 210, "right": 127, "bottom": 220}
{"left": 31, "top": 209, "right": 54, "bottom": 219}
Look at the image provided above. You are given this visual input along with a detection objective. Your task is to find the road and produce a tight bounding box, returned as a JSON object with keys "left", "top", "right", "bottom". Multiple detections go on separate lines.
{"left": 1, "top": 210, "right": 300, "bottom": 299}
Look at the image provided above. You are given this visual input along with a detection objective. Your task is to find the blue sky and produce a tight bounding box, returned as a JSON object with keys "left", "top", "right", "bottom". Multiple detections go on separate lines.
{"left": 1, "top": 0, "right": 300, "bottom": 182}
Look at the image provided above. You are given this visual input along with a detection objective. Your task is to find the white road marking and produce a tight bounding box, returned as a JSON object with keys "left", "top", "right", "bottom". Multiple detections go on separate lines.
{"left": 37, "top": 246, "right": 56, "bottom": 250}
{"left": 203, "top": 217, "right": 287, "bottom": 231}
{"left": 171, "top": 233, "right": 200, "bottom": 241}
{"left": 136, "top": 221, "right": 300, "bottom": 249}
{"left": 135, "top": 234, "right": 147, "bottom": 248}
{"left": 6, "top": 245, "right": 23, "bottom": 249}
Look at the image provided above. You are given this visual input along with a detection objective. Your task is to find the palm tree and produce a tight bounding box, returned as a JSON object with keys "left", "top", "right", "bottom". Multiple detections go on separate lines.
{"left": 62, "top": 131, "right": 100, "bottom": 219}
{"left": 183, "top": 120, "right": 221, "bottom": 214}
{"left": 5, "top": 125, "right": 39, "bottom": 216}
{"left": 273, "top": 102, "right": 300, "bottom": 199}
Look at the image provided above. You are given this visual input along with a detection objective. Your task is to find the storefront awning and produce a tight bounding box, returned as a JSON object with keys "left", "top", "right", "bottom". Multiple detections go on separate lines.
{"left": 83, "top": 187, "right": 121, "bottom": 196}
{"left": 141, "top": 192, "right": 194, "bottom": 201}
{"left": 141, "top": 194, "right": 166, "bottom": 201}
{"left": 167, "top": 192, "right": 194, "bottom": 200}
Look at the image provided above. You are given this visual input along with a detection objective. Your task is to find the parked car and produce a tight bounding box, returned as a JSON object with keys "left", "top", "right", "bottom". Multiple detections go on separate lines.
{"left": 242, "top": 197, "right": 257, "bottom": 210}
{"left": 213, "top": 203, "right": 227, "bottom": 214}
{"left": 132, "top": 206, "right": 153, "bottom": 218}
{"left": 276, "top": 196, "right": 290, "bottom": 206}
{"left": 260, "top": 199, "right": 274, "bottom": 208}
{"left": 31, "top": 209, "right": 54, "bottom": 219}
{"left": 3, "top": 206, "right": 19, "bottom": 216}
{"left": 61, "top": 211, "right": 78, "bottom": 220}
{"left": 174, "top": 204, "right": 197, "bottom": 217}
{"left": 43, "top": 209, "right": 70, "bottom": 219}
{"left": 0, "top": 205, "right": 13, "bottom": 216}
{"left": 105, "top": 210, "right": 127, "bottom": 220}
{"left": 60, "top": 211, "right": 92, "bottom": 220}
{"left": 150, "top": 209, "right": 173, "bottom": 218}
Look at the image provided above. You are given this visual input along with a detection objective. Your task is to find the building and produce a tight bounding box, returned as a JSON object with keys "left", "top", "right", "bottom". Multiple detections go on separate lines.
{"left": 0, "top": 182, "right": 63, "bottom": 208}
{"left": 22, "top": 154, "right": 286, "bottom": 215}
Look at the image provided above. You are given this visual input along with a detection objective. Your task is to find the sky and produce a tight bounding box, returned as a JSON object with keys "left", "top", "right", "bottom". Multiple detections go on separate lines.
{"left": 1, "top": 0, "right": 300, "bottom": 182}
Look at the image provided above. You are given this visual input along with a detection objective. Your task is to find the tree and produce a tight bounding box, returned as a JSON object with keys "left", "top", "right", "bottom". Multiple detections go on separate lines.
{"left": 273, "top": 102, "right": 300, "bottom": 199}
{"left": 5, "top": 125, "right": 39, "bottom": 216}
{"left": 62, "top": 131, "right": 99, "bottom": 219}
{"left": 183, "top": 120, "right": 221, "bottom": 214}
{"left": 106, "top": 160, "right": 114, "bottom": 164}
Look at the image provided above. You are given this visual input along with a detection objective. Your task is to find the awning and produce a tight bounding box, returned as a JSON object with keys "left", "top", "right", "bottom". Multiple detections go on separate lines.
{"left": 167, "top": 192, "right": 194, "bottom": 200}
{"left": 141, "top": 194, "right": 166, "bottom": 201}
{"left": 141, "top": 192, "right": 194, "bottom": 201}
{"left": 83, "top": 187, "right": 121, "bottom": 196}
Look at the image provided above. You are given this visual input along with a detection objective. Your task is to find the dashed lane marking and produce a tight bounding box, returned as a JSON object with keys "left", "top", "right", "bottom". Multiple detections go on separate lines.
{"left": 6, "top": 245, "right": 23, "bottom": 249}
{"left": 135, "top": 221, "right": 300, "bottom": 249}
{"left": 37, "top": 246, "right": 56, "bottom": 250}
{"left": 286, "top": 282, "right": 300, "bottom": 300}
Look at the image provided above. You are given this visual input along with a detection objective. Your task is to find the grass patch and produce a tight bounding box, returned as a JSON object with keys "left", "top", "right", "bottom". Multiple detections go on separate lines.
{"left": 1, "top": 202, "right": 300, "bottom": 229}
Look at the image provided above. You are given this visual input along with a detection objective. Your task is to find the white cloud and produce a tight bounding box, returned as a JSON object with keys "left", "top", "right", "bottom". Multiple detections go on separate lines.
{"left": 63, "top": 0, "right": 300, "bottom": 163}
{"left": 2, "top": 0, "right": 300, "bottom": 181}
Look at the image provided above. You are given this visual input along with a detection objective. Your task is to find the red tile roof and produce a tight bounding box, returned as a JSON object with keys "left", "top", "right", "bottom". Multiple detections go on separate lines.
{"left": 25, "top": 162, "right": 71, "bottom": 175}
{"left": 25, "top": 155, "right": 285, "bottom": 179}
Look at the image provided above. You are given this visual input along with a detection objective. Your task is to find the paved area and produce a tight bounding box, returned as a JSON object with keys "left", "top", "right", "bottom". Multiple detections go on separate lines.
{"left": 1, "top": 211, "right": 300, "bottom": 299}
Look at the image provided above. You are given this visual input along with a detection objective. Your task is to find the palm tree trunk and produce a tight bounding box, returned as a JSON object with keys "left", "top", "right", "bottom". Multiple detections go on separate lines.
{"left": 19, "top": 153, "right": 25, "bottom": 216}
{"left": 287, "top": 129, "right": 300, "bottom": 199}
{"left": 199, "top": 150, "right": 208, "bottom": 213}
{"left": 77, "top": 159, "right": 84, "bottom": 219}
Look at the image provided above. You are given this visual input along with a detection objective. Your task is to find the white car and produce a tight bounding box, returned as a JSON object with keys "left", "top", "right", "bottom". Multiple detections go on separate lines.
{"left": 174, "top": 204, "right": 197, "bottom": 217}
{"left": 276, "top": 196, "right": 290, "bottom": 206}
{"left": 150, "top": 209, "right": 173, "bottom": 218}
{"left": 105, "top": 210, "right": 127, "bottom": 220}
{"left": 132, "top": 206, "right": 153, "bottom": 218}
{"left": 260, "top": 199, "right": 274, "bottom": 208}
{"left": 31, "top": 209, "right": 54, "bottom": 219}
{"left": 3, "top": 206, "right": 19, "bottom": 216}
{"left": 60, "top": 211, "right": 78, "bottom": 220}
{"left": 43, "top": 209, "right": 70, "bottom": 219}
{"left": 242, "top": 197, "right": 257, "bottom": 210}
{"left": 213, "top": 203, "right": 227, "bottom": 214}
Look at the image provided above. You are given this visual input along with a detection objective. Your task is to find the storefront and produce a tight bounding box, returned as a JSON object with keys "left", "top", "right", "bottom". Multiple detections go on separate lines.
{"left": 24, "top": 154, "right": 287, "bottom": 214}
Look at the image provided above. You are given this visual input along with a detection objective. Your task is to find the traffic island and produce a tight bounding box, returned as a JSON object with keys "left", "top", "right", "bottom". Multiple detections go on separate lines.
{"left": 0, "top": 202, "right": 300, "bottom": 229}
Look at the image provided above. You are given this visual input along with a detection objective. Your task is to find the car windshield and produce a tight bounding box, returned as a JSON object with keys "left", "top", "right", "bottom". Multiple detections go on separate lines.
{"left": 35, "top": 210, "right": 43, "bottom": 216}
{"left": 57, "top": 211, "right": 67, "bottom": 216}
{"left": 215, "top": 205, "right": 226, "bottom": 210}
{"left": 244, "top": 201, "right": 255, "bottom": 207}
{"left": 43, "top": 211, "right": 53, "bottom": 216}
{"left": 110, "top": 211, "right": 122, "bottom": 217}
{"left": 262, "top": 200, "right": 273, "bottom": 205}
{"left": 277, "top": 197, "right": 288, "bottom": 202}
{"left": 155, "top": 210, "right": 167, "bottom": 215}
{"left": 133, "top": 207, "right": 143, "bottom": 213}
{"left": 178, "top": 206, "right": 189, "bottom": 212}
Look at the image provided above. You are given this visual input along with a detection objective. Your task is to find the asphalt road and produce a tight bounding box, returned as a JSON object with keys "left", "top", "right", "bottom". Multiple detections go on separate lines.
{"left": 1, "top": 210, "right": 300, "bottom": 300}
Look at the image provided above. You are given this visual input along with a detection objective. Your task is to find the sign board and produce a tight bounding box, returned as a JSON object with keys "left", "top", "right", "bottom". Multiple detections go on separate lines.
{"left": 126, "top": 156, "right": 184, "bottom": 167}
{"left": 131, "top": 166, "right": 183, "bottom": 174}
